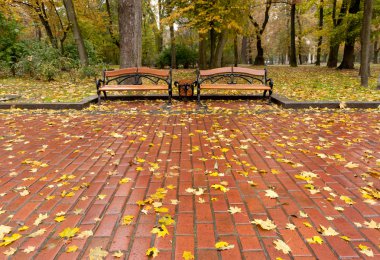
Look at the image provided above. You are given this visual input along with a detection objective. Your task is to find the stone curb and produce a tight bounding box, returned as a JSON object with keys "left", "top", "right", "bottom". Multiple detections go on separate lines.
{"left": 0, "top": 94, "right": 379, "bottom": 110}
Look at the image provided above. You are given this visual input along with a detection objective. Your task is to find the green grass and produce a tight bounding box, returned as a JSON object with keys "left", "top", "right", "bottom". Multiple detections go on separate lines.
{"left": 0, "top": 65, "right": 379, "bottom": 103}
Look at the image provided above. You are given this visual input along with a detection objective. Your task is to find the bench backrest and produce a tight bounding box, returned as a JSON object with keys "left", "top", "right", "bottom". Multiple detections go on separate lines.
{"left": 197, "top": 66, "right": 267, "bottom": 85}
{"left": 103, "top": 67, "right": 171, "bottom": 85}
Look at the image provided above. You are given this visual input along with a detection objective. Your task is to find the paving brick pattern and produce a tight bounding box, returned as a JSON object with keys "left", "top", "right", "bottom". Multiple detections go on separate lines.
{"left": 0, "top": 100, "right": 379, "bottom": 259}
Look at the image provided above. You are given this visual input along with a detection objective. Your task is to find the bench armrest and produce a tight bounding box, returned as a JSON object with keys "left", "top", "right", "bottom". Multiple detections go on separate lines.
{"left": 96, "top": 79, "right": 104, "bottom": 90}
{"left": 266, "top": 78, "right": 274, "bottom": 89}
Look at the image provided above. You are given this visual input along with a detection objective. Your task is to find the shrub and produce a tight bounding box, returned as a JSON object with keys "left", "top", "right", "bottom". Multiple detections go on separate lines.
{"left": 157, "top": 44, "right": 197, "bottom": 69}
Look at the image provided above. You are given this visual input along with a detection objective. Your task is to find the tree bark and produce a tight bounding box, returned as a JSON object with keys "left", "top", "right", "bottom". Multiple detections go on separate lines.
{"left": 198, "top": 33, "right": 207, "bottom": 69}
{"left": 290, "top": 3, "right": 297, "bottom": 67}
{"left": 327, "top": 0, "right": 348, "bottom": 68}
{"left": 338, "top": 0, "right": 361, "bottom": 69}
{"left": 249, "top": 0, "right": 271, "bottom": 66}
{"left": 213, "top": 31, "right": 227, "bottom": 68}
{"left": 234, "top": 35, "right": 239, "bottom": 67}
{"left": 316, "top": 0, "right": 323, "bottom": 66}
{"left": 360, "top": 0, "right": 373, "bottom": 87}
{"left": 373, "top": 40, "right": 379, "bottom": 64}
{"left": 297, "top": 12, "right": 303, "bottom": 65}
{"left": 119, "top": 0, "right": 142, "bottom": 68}
{"left": 241, "top": 36, "right": 248, "bottom": 64}
{"left": 105, "top": 0, "right": 120, "bottom": 48}
{"left": 209, "top": 27, "right": 217, "bottom": 68}
{"left": 63, "top": 0, "right": 88, "bottom": 66}
{"left": 170, "top": 24, "right": 176, "bottom": 69}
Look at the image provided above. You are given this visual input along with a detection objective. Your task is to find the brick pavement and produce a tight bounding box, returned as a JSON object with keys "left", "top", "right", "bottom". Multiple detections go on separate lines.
{"left": 0, "top": 100, "right": 379, "bottom": 259}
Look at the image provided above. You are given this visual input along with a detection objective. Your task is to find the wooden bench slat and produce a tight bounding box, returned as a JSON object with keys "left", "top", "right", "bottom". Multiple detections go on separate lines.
{"left": 99, "top": 85, "right": 168, "bottom": 91}
{"left": 199, "top": 67, "right": 232, "bottom": 76}
{"left": 137, "top": 67, "right": 170, "bottom": 77}
{"left": 105, "top": 68, "right": 138, "bottom": 77}
{"left": 232, "top": 67, "right": 265, "bottom": 76}
{"left": 200, "top": 84, "right": 270, "bottom": 90}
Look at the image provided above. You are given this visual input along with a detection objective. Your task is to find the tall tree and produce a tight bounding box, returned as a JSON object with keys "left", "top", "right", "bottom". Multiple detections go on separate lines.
{"left": 63, "top": 0, "right": 88, "bottom": 66}
{"left": 327, "top": 0, "right": 348, "bottom": 68}
{"left": 315, "top": 0, "right": 323, "bottom": 66}
{"left": 360, "top": 0, "right": 373, "bottom": 87}
{"left": 249, "top": 0, "right": 272, "bottom": 65}
{"left": 338, "top": 0, "right": 361, "bottom": 69}
{"left": 119, "top": 0, "right": 142, "bottom": 68}
{"left": 290, "top": 2, "right": 297, "bottom": 67}
{"left": 105, "top": 0, "right": 119, "bottom": 48}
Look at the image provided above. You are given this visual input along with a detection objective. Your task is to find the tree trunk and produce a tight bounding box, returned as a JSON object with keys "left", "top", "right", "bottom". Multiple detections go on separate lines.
{"left": 213, "top": 32, "right": 227, "bottom": 68}
{"left": 374, "top": 40, "right": 379, "bottom": 64}
{"left": 338, "top": 0, "right": 361, "bottom": 69}
{"left": 297, "top": 11, "right": 303, "bottom": 65}
{"left": 360, "top": 0, "right": 373, "bottom": 87}
{"left": 290, "top": 3, "right": 297, "bottom": 67}
{"left": 105, "top": 0, "right": 120, "bottom": 48}
{"left": 170, "top": 24, "right": 176, "bottom": 69}
{"left": 209, "top": 27, "right": 217, "bottom": 68}
{"left": 316, "top": 0, "right": 323, "bottom": 66}
{"left": 327, "top": 45, "right": 339, "bottom": 68}
{"left": 63, "top": 0, "right": 88, "bottom": 66}
{"left": 234, "top": 35, "right": 239, "bottom": 67}
{"left": 377, "top": 74, "right": 380, "bottom": 89}
{"left": 119, "top": 0, "right": 142, "bottom": 68}
{"left": 241, "top": 36, "right": 248, "bottom": 64}
{"left": 254, "top": 35, "right": 265, "bottom": 65}
{"left": 199, "top": 33, "right": 207, "bottom": 69}
{"left": 36, "top": 10, "right": 58, "bottom": 48}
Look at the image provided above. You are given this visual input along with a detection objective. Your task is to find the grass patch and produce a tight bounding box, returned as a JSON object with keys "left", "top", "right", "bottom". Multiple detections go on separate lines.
{"left": 0, "top": 65, "right": 379, "bottom": 103}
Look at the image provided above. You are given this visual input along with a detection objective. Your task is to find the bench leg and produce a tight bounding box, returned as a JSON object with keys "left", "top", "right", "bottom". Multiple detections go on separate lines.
{"left": 197, "top": 86, "right": 201, "bottom": 105}
{"left": 263, "top": 90, "right": 267, "bottom": 100}
{"left": 268, "top": 90, "right": 273, "bottom": 104}
{"left": 97, "top": 91, "right": 101, "bottom": 104}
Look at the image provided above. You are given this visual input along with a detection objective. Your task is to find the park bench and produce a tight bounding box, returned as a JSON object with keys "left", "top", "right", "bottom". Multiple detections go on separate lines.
{"left": 196, "top": 67, "right": 273, "bottom": 104}
{"left": 96, "top": 67, "right": 172, "bottom": 104}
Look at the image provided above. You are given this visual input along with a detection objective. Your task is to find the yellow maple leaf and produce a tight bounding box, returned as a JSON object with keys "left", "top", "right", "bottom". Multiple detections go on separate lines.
{"left": 146, "top": 247, "right": 159, "bottom": 258}
{"left": 211, "top": 184, "right": 229, "bottom": 193}
{"left": 151, "top": 225, "right": 169, "bottom": 238}
{"left": 340, "top": 195, "right": 355, "bottom": 205}
{"left": 303, "top": 222, "right": 313, "bottom": 228}
{"left": 307, "top": 236, "right": 324, "bottom": 244}
{"left": 158, "top": 215, "right": 175, "bottom": 226}
{"left": 121, "top": 215, "right": 134, "bottom": 225}
{"left": 215, "top": 241, "right": 234, "bottom": 250}
{"left": 119, "top": 178, "right": 131, "bottom": 184}
{"left": 340, "top": 236, "right": 351, "bottom": 241}
{"left": 182, "top": 251, "right": 195, "bottom": 260}
{"left": 0, "top": 233, "right": 22, "bottom": 246}
{"left": 251, "top": 218, "right": 277, "bottom": 230}
{"left": 66, "top": 245, "right": 78, "bottom": 253}
{"left": 55, "top": 215, "right": 66, "bottom": 223}
{"left": 59, "top": 227, "right": 80, "bottom": 239}
{"left": 112, "top": 250, "right": 124, "bottom": 258}
{"left": 220, "top": 148, "right": 229, "bottom": 153}
{"left": 18, "top": 225, "right": 29, "bottom": 231}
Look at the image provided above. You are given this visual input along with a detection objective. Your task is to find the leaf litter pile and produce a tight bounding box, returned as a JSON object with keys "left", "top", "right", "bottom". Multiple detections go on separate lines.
{"left": 0, "top": 100, "right": 379, "bottom": 259}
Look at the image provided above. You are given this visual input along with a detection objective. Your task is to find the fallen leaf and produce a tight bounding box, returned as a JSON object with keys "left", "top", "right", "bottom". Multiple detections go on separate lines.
{"left": 59, "top": 227, "right": 80, "bottom": 239}
{"left": 151, "top": 225, "right": 169, "bottom": 238}
{"left": 121, "top": 215, "right": 134, "bottom": 225}
{"left": 146, "top": 247, "right": 159, "bottom": 258}
{"left": 28, "top": 228, "right": 46, "bottom": 238}
{"left": 77, "top": 230, "right": 93, "bottom": 239}
{"left": 364, "top": 220, "right": 380, "bottom": 229}
{"left": 307, "top": 236, "right": 324, "bottom": 244}
{"left": 0, "top": 233, "right": 22, "bottom": 246}
{"left": 23, "top": 246, "right": 35, "bottom": 253}
{"left": 340, "top": 195, "right": 355, "bottom": 205}
{"left": 119, "top": 177, "right": 131, "bottom": 184}
{"left": 273, "top": 239, "right": 291, "bottom": 254}
{"left": 54, "top": 215, "right": 66, "bottom": 222}
{"left": 228, "top": 206, "right": 242, "bottom": 214}
{"left": 215, "top": 241, "right": 235, "bottom": 250}
{"left": 251, "top": 218, "right": 277, "bottom": 230}
{"left": 182, "top": 251, "right": 194, "bottom": 260}
{"left": 285, "top": 223, "right": 296, "bottom": 230}
{"left": 3, "top": 247, "right": 16, "bottom": 256}
{"left": 303, "top": 222, "right": 313, "bottom": 228}
{"left": 318, "top": 225, "right": 339, "bottom": 236}
{"left": 340, "top": 236, "right": 351, "bottom": 241}
{"left": 211, "top": 184, "right": 229, "bottom": 193}
{"left": 358, "top": 244, "right": 374, "bottom": 257}
{"left": 89, "top": 246, "right": 109, "bottom": 259}
{"left": 265, "top": 189, "right": 279, "bottom": 199}
{"left": 0, "top": 225, "right": 12, "bottom": 240}
{"left": 344, "top": 162, "right": 359, "bottom": 169}
{"left": 112, "top": 251, "right": 124, "bottom": 258}
{"left": 66, "top": 245, "right": 78, "bottom": 253}
{"left": 110, "top": 132, "right": 123, "bottom": 138}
